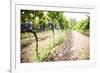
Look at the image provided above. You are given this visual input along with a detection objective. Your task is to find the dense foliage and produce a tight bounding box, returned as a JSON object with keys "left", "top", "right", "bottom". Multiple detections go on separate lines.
{"left": 21, "top": 10, "right": 69, "bottom": 32}
{"left": 73, "top": 16, "right": 90, "bottom": 36}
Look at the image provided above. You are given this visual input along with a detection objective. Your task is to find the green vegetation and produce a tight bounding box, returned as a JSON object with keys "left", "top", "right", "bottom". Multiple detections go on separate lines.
{"left": 21, "top": 30, "right": 66, "bottom": 62}
{"left": 73, "top": 16, "right": 90, "bottom": 36}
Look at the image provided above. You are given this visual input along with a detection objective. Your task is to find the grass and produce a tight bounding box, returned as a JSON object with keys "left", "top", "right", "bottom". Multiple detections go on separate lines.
{"left": 37, "top": 36, "right": 65, "bottom": 62}
{"left": 79, "top": 48, "right": 90, "bottom": 59}
{"left": 77, "top": 29, "right": 89, "bottom": 36}
{"left": 21, "top": 29, "right": 67, "bottom": 62}
{"left": 36, "top": 34, "right": 66, "bottom": 61}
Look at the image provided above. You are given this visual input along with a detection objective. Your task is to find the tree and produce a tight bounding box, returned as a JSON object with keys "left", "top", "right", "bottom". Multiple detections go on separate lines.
{"left": 47, "top": 11, "right": 69, "bottom": 30}
{"left": 21, "top": 10, "right": 46, "bottom": 60}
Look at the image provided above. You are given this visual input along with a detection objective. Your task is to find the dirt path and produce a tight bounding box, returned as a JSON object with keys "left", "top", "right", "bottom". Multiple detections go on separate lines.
{"left": 70, "top": 30, "right": 89, "bottom": 60}
{"left": 47, "top": 30, "right": 90, "bottom": 61}
{"left": 71, "top": 30, "right": 89, "bottom": 50}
